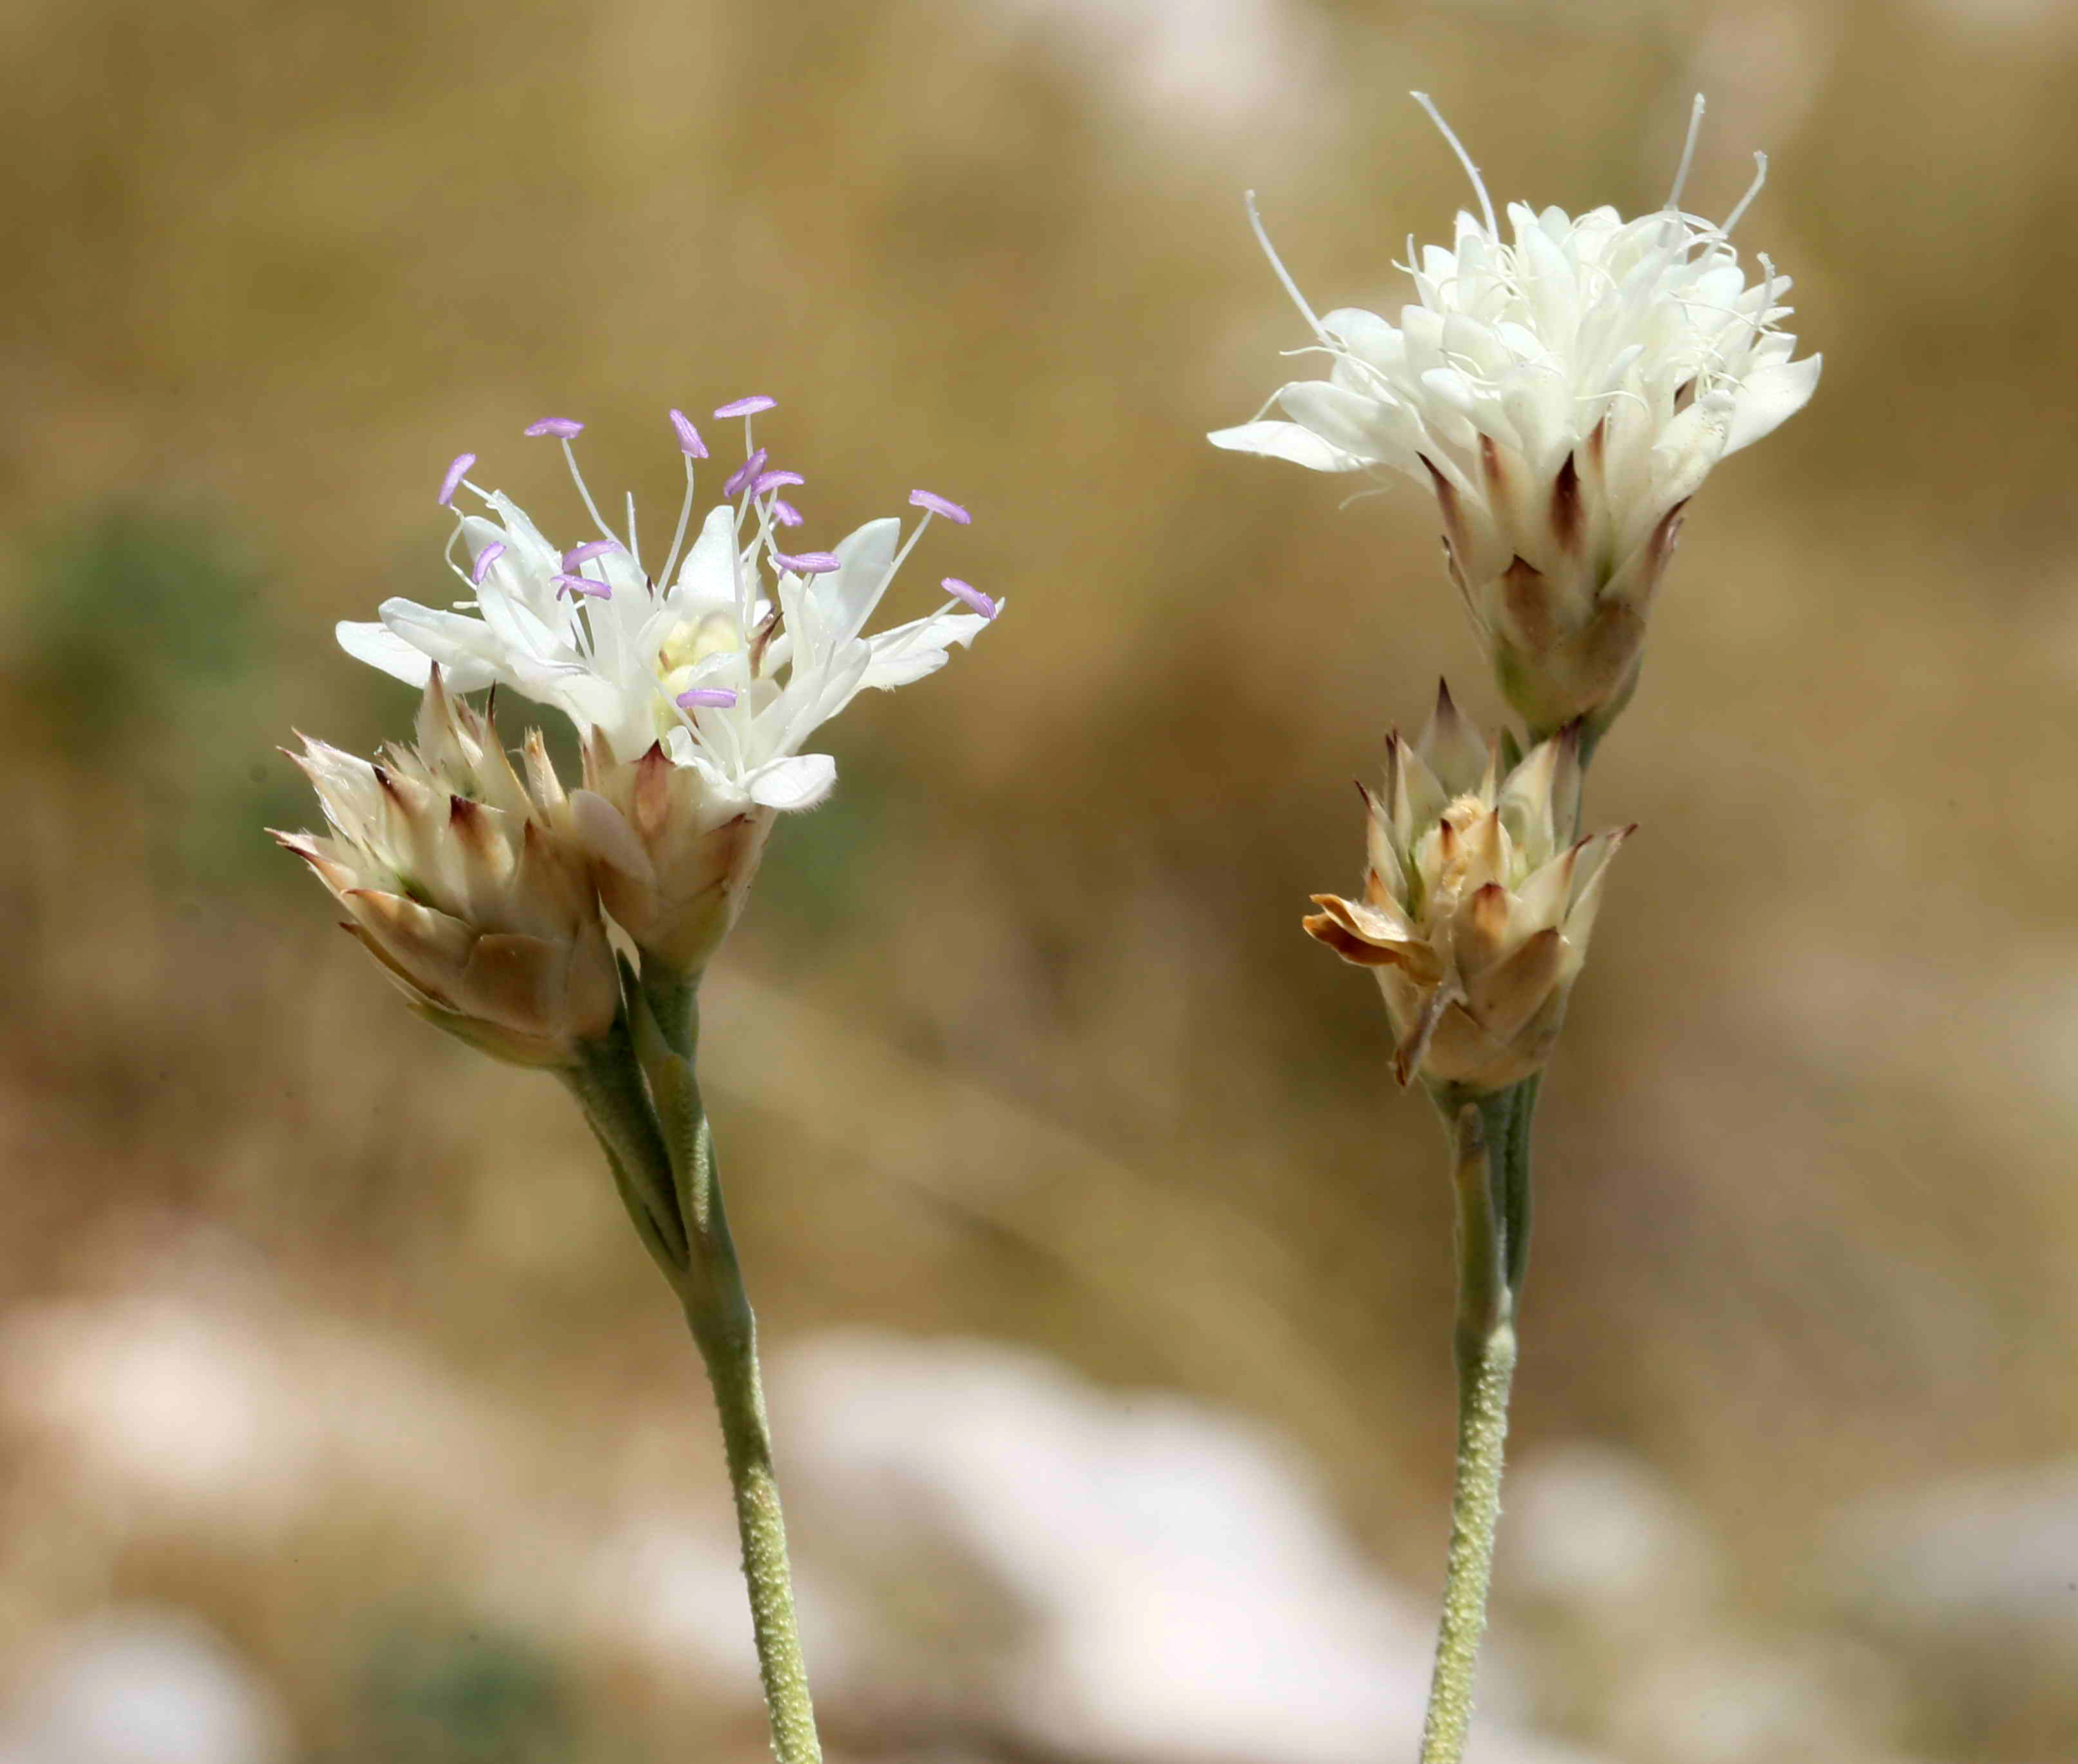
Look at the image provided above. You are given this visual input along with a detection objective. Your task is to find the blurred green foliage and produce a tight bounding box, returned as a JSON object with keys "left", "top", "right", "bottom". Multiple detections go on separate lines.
{"left": 349, "top": 1618, "right": 573, "bottom": 1764}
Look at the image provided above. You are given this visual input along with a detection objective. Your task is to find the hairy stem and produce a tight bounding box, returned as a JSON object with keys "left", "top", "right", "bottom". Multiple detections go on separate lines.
{"left": 1417, "top": 1089, "right": 1528, "bottom": 1764}
{"left": 683, "top": 1213, "right": 822, "bottom": 1764}
{"left": 572, "top": 980, "right": 823, "bottom": 1764}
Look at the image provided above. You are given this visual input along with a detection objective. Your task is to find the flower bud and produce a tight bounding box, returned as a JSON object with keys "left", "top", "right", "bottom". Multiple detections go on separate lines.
{"left": 274, "top": 670, "right": 619, "bottom": 1067}
{"left": 1303, "top": 682, "right": 1630, "bottom": 1094}
{"left": 567, "top": 730, "right": 776, "bottom": 980}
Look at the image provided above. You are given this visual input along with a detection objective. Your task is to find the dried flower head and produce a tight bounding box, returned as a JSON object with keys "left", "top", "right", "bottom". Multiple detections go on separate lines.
{"left": 1213, "top": 95, "right": 1820, "bottom": 740}
{"left": 1304, "top": 682, "right": 1629, "bottom": 1093}
{"left": 274, "top": 670, "right": 619, "bottom": 1067}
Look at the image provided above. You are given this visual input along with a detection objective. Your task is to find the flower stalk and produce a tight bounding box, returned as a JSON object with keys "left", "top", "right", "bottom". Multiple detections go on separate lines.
{"left": 1417, "top": 1083, "right": 1531, "bottom": 1764}
{"left": 569, "top": 972, "right": 824, "bottom": 1764}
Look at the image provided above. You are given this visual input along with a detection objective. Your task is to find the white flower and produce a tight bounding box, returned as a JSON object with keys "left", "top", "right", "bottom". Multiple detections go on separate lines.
{"left": 1212, "top": 95, "right": 1820, "bottom": 737}
{"left": 273, "top": 670, "right": 619, "bottom": 1067}
{"left": 339, "top": 401, "right": 999, "bottom": 817}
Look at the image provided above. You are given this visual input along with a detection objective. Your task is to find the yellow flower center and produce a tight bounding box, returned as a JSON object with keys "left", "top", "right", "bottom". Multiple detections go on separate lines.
{"left": 657, "top": 612, "right": 743, "bottom": 733}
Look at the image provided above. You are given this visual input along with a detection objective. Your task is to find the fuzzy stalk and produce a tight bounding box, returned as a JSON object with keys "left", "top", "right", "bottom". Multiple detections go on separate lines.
{"left": 1416, "top": 1084, "right": 1532, "bottom": 1764}
{"left": 573, "top": 975, "right": 824, "bottom": 1764}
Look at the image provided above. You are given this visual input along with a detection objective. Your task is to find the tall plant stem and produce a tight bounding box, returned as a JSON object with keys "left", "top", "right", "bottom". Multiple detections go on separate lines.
{"left": 681, "top": 1192, "right": 821, "bottom": 1764}
{"left": 568, "top": 971, "right": 824, "bottom": 1764}
{"left": 1417, "top": 1081, "right": 1536, "bottom": 1764}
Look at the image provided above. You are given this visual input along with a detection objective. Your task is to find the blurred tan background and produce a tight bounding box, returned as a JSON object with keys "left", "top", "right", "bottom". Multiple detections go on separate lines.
{"left": 3, "top": 0, "right": 2077, "bottom": 1759}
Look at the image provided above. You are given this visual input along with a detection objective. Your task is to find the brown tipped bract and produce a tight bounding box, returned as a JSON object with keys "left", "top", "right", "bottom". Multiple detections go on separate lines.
{"left": 1303, "top": 689, "right": 1630, "bottom": 1094}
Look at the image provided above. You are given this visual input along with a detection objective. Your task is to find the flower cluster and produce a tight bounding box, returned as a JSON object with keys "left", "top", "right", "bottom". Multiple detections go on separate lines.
{"left": 1303, "top": 683, "right": 1628, "bottom": 1094}
{"left": 285, "top": 399, "right": 999, "bottom": 1052}
{"left": 341, "top": 402, "right": 996, "bottom": 815}
{"left": 1213, "top": 97, "right": 1818, "bottom": 738}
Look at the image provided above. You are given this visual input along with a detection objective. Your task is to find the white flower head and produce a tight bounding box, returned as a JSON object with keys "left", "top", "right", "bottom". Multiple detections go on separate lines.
{"left": 1212, "top": 95, "right": 1820, "bottom": 738}
{"left": 340, "top": 399, "right": 1001, "bottom": 817}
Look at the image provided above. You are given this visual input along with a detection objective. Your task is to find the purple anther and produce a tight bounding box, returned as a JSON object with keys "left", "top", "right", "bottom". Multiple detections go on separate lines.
{"left": 676, "top": 686, "right": 740, "bottom": 709}
{"left": 437, "top": 453, "right": 476, "bottom": 508}
{"left": 753, "top": 468, "right": 806, "bottom": 494}
{"left": 942, "top": 576, "right": 998, "bottom": 619}
{"left": 713, "top": 395, "right": 777, "bottom": 419}
{"left": 771, "top": 500, "right": 804, "bottom": 528}
{"left": 776, "top": 550, "right": 841, "bottom": 576}
{"left": 468, "top": 541, "right": 506, "bottom": 586}
{"left": 552, "top": 572, "right": 613, "bottom": 599}
{"left": 723, "top": 447, "right": 770, "bottom": 498}
{"left": 523, "top": 416, "right": 585, "bottom": 439}
{"left": 909, "top": 489, "right": 972, "bottom": 525}
{"left": 668, "top": 408, "right": 709, "bottom": 458}
{"left": 562, "top": 539, "right": 623, "bottom": 568}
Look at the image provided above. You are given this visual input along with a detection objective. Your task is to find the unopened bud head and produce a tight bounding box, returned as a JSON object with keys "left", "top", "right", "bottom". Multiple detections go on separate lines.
{"left": 568, "top": 731, "right": 777, "bottom": 981}
{"left": 273, "top": 670, "right": 619, "bottom": 1067}
{"left": 1303, "top": 681, "right": 1630, "bottom": 1093}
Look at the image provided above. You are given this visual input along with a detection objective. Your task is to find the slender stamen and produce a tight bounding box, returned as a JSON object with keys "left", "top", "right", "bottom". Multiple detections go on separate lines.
{"left": 909, "top": 489, "right": 971, "bottom": 525}
{"left": 713, "top": 395, "right": 777, "bottom": 419}
{"left": 469, "top": 541, "right": 506, "bottom": 586}
{"left": 669, "top": 408, "right": 709, "bottom": 459}
{"left": 1722, "top": 151, "right": 1768, "bottom": 234}
{"left": 625, "top": 489, "right": 641, "bottom": 580}
{"left": 1247, "top": 190, "right": 1330, "bottom": 346}
{"left": 772, "top": 499, "right": 804, "bottom": 528}
{"left": 524, "top": 417, "right": 585, "bottom": 438}
{"left": 676, "top": 686, "right": 740, "bottom": 709}
{"left": 660, "top": 455, "right": 699, "bottom": 589}
{"left": 775, "top": 551, "right": 840, "bottom": 576}
{"left": 553, "top": 572, "right": 613, "bottom": 599}
{"left": 1411, "top": 91, "right": 1498, "bottom": 238}
{"left": 558, "top": 438, "right": 617, "bottom": 544}
{"left": 941, "top": 577, "right": 997, "bottom": 619}
{"left": 724, "top": 449, "right": 770, "bottom": 499}
{"left": 563, "top": 540, "right": 623, "bottom": 567}
{"left": 1667, "top": 93, "right": 1706, "bottom": 212}
{"left": 754, "top": 469, "right": 806, "bottom": 494}
{"left": 437, "top": 453, "right": 476, "bottom": 507}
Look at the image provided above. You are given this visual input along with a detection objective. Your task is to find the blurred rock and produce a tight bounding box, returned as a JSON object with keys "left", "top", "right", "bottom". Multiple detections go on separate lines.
{"left": 1498, "top": 1442, "right": 1726, "bottom": 1742}
{"left": 1506, "top": 1442, "right": 1722, "bottom": 1632}
{"left": 1827, "top": 1463, "right": 2078, "bottom": 1756}
{"left": 0, "top": 1608, "right": 287, "bottom": 1764}
{"left": 1602, "top": 1635, "right": 1908, "bottom": 1764}
{"left": 775, "top": 1329, "right": 1602, "bottom": 1764}
{"left": 1833, "top": 1461, "right": 2078, "bottom": 1640}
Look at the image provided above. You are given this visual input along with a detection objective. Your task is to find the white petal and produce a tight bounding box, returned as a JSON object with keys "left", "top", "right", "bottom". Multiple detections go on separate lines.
{"left": 1723, "top": 354, "right": 1822, "bottom": 456}
{"left": 337, "top": 619, "right": 441, "bottom": 687}
{"left": 1321, "top": 306, "right": 1405, "bottom": 375}
{"left": 746, "top": 752, "right": 836, "bottom": 812}
{"left": 858, "top": 610, "right": 992, "bottom": 691}
{"left": 1275, "top": 380, "right": 1403, "bottom": 464}
{"left": 826, "top": 516, "right": 902, "bottom": 645}
{"left": 671, "top": 504, "right": 739, "bottom": 609}
{"left": 1207, "top": 420, "right": 1365, "bottom": 473}
{"left": 482, "top": 493, "right": 564, "bottom": 581}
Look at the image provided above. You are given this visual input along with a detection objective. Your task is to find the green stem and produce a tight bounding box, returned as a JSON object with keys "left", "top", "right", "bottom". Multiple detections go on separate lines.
{"left": 1417, "top": 1091, "right": 1525, "bottom": 1764}
{"left": 563, "top": 1020, "right": 688, "bottom": 1273}
{"left": 571, "top": 979, "right": 823, "bottom": 1764}
{"left": 682, "top": 1207, "right": 822, "bottom": 1764}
